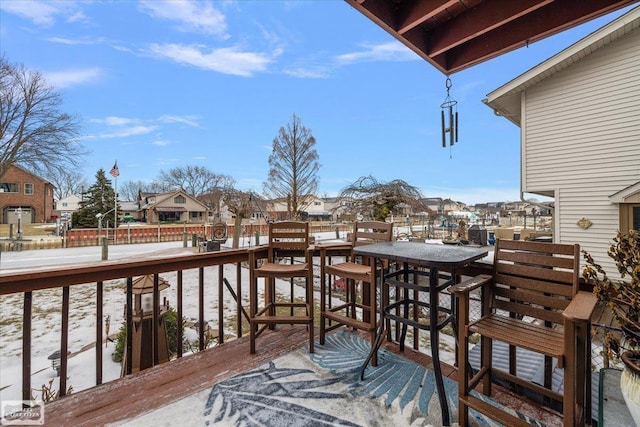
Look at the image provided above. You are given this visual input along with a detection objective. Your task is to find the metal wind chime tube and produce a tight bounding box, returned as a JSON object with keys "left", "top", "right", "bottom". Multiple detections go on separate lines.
{"left": 440, "top": 77, "right": 459, "bottom": 149}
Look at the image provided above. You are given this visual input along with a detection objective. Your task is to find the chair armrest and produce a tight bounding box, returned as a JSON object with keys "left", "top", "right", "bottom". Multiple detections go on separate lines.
{"left": 563, "top": 291, "right": 598, "bottom": 323}
{"left": 316, "top": 243, "right": 352, "bottom": 253}
{"left": 450, "top": 274, "right": 492, "bottom": 295}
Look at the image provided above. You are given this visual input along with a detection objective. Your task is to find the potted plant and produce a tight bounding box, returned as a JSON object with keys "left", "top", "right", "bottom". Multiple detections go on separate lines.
{"left": 582, "top": 229, "right": 640, "bottom": 423}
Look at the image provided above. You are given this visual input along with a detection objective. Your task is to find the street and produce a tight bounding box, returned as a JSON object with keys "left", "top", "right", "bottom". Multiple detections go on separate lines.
{"left": 0, "top": 240, "right": 192, "bottom": 272}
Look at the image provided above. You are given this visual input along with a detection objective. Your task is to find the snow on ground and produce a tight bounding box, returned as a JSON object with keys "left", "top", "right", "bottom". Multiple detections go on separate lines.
{"left": 0, "top": 231, "right": 462, "bottom": 403}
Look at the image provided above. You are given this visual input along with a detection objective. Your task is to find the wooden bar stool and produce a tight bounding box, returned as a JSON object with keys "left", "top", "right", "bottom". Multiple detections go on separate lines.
{"left": 249, "top": 221, "right": 314, "bottom": 354}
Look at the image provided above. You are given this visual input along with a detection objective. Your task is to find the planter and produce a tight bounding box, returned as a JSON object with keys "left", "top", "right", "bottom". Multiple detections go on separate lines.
{"left": 620, "top": 351, "right": 640, "bottom": 425}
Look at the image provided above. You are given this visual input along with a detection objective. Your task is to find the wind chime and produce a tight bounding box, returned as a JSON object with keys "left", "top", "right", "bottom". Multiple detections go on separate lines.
{"left": 440, "top": 77, "right": 459, "bottom": 157}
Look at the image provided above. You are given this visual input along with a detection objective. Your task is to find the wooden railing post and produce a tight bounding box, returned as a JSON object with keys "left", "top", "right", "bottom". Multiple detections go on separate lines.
{"left": 22, "top": 291, "right": 32, "bottom": 402}
{"left": 126, "top": 277, "right": 133, "bottom": 376}
{"left": 177, "top": 270, "right": 183, "bottom": 359}
{"left": 199, "top": 267, "right": 205, "bottom": 351}
{"left": 218, "top": 266, "right": 224, "bottom": 344}
{"left": 59, "top": 286, "right": 70, "bottom": 396}
{"left": 96, "top": 281, "right": 103, "bottom": 385}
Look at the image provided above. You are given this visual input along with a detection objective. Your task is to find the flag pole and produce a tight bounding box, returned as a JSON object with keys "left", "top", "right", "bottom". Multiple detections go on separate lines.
{"left": 110, "top": 161, "right": 119, "bottom": 245}
{"left": 114, "top": 173, "right": 118, "bottom": 245}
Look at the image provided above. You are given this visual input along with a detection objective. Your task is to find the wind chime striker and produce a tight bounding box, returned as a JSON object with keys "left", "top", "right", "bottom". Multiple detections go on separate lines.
{"left": 440, "top": 77, "right": 459, "bottom": 156}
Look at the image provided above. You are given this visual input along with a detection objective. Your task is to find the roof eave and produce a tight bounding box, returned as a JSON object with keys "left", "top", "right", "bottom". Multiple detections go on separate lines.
{"left": 484, "top": 6, "right": 640, "bottom": 122}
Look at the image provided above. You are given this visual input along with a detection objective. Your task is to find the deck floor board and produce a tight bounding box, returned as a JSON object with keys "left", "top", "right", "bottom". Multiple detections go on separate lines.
{"left": 44, "top": 326, "right": 562, "bottom": 426}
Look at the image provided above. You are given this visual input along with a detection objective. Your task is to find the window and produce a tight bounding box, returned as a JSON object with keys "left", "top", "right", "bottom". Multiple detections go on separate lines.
{"left": 0, "top": 183, "right": 19, "bottom": 193}
{"left": 314, "top": 201, "right": 321, "bottom": 206}
{"left": 62, "top": 202, "right": 68, "bottom": 207}
{"left": 24, "top": 183, "right": 34, "bottom": 195}
{"left": 621, "top": 204, "right": 640, "bottom": 233}
{"left": 174, "top": 195, "right": 186, "bottom": 204}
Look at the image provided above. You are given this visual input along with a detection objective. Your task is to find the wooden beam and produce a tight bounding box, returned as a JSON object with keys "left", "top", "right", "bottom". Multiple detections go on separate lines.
{"left": 396, "top": 0, "right": 457, "bottom": 34}
{"left": 426, "top": 0, "right": 552, "bottom": 57}
{"left": 444, "top": 0, "right": 637, "bottom": 73}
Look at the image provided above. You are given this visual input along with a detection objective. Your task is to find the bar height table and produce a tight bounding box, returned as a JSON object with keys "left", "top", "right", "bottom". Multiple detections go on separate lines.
{"left": 354, "top": 241, "right": 488, "bottom": 426}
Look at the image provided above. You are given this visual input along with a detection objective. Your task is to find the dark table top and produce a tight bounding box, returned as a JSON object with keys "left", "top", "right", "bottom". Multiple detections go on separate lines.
{"left": 353, "top": 241, "right": 489, "bottom": 269}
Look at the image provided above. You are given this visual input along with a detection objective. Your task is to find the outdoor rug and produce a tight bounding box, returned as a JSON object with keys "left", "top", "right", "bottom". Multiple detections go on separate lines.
{"left": 119, "top": 330, "right": 545, "bottom": 426}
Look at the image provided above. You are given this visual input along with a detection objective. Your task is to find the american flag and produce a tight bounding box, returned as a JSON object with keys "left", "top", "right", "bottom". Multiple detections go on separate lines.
{"left": 110, "top": 162, "right": 119, "bottom": 177}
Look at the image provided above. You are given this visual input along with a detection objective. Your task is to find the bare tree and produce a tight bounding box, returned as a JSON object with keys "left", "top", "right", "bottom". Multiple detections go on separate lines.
{"left": 198, "top": 176, "right": 235, "bottom": 218}
{"left": 44, "top": 169, "right": 89, "bottom": 201}
{"left": 156, "top": 165, "right": 232, "bottom": 197}
{"left": 222, "top": 189, "right": 254, "bottom": 249}
{"left": 0, "top": 57, "right": 87, "bottom": 178}
{"left": 263, "top": 114, "right": 319, "bottom": 220}
{"left": 118, "top": 179, "right": 161, "bottom": 201}
{"left": 336, "top": 175, "right": 430, "bottom": 221}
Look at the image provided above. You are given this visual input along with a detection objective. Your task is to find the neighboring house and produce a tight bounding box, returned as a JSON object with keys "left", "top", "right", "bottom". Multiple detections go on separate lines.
{"left": 303, "top": 195, "right": 332, "bottom": 221}
{"left": 138, "top": 190, "right": 209, "bottom": 224}
{"left": 119, "top": 200, "right": 140, "bottom": 221}
{"left": 54, "top": 194, "right": 82, "bottom": 221}
{"left": 0, "top": 164, "right": 55, "bottom": 224}
{"left": 484, "top": 6, "right": 640, "bottom": 272}
{"left": 266, "top": 195, "right": 331, "bottom": 221}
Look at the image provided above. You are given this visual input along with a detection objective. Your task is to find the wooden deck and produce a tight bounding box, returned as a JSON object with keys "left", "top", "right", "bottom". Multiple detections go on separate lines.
{"left": 44, "top": 326, "right": 563, "bottom": 426}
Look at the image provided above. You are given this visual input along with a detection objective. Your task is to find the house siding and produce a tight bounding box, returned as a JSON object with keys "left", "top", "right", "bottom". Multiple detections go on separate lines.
{"left": 523, "top": 28, "right": 640, "bottom": 271}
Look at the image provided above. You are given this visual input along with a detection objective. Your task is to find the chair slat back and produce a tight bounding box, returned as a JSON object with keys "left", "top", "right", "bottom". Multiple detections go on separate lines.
{"left": 267, "top": 221, "right": 310, "bottom": 261}
{"left": 352, "top": 221, "right": 393, "bottom": 248}
{"left": 491, "top": 239, "right": 580, "bottom": 326}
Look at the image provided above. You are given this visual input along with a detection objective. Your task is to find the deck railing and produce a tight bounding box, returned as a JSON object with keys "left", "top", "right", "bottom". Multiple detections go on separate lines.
{"left": 0, "top": 246, "right": 266, "bottom": 402}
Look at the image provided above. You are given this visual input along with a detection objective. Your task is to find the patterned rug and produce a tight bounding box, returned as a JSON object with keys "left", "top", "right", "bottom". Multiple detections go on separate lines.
{"left": 118, "top": 331, "right": 545, "bottom": 426}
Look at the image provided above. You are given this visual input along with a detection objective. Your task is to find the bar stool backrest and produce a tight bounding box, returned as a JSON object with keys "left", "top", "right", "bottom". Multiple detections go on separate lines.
{"left": 267, "top": 221, "right": 311, "bottom": 262}
{"left": 351, "top": 221, "right": 393, "bottom": 248}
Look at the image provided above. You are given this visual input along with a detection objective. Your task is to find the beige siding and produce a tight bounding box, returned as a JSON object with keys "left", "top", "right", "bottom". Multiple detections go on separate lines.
{"left": 523, "top": 29, "right": 640, "bottom": 271}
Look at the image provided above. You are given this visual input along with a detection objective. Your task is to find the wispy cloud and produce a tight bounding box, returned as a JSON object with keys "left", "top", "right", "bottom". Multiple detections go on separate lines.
{"left": 86, "top": 115, "right": 199, "bottom": 142}
{"left": 99, "top": 126, "right": 159, "bottom": 139}
{"left": 148, "top": 43, "right": 272, "bottom": 77}
{"left": 157, "top": 158, "right": 181, "bottom": 166}
{"left": 159, "top": 115, "right": 201, "bottom": 127}
{"left": 335, "top": 41, "right": 417, "bottom": 65}
{"left": 152, "top": 140, "right": 171, "bottom": 147}
{"left": 45, "top": 36, "right": 102, "bottom": 45}
{"left": 139, "top": 0, "right": 228, "bottom": 38}
{"left": 44, "top": 67, "right": 103, "bottom": 89}
{"left": 91, "top": 117, "right": 135, "bottom": 127}
{"left": 283, "top": 66, "right": 330, "bottom": 79}
{"left": 85, "top": 116, "right": 158, "bottom": 140}
{"left": 284, "top": 41, "right": 417, "bottom": 79}
{"left": 0, "top": 0, "right": 85, "bottom": 26}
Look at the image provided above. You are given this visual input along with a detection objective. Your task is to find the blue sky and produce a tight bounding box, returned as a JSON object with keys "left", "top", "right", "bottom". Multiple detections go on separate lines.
{"left": 0, "top": 1, "right": 633, "bottom": 205}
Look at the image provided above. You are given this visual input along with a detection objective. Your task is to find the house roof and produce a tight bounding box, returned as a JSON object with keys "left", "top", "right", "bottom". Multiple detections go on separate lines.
{"left": 5, "top": 163, "right": 53, "bottom": 186}
{"left": 119, "top": 200, "right": 139, "bottom": 211}
{"left": 145, "top": 190, "right": 208, "bottom": 211}
{"left": 484, "top": 6, "right": 640, "bottom": 126}
{"left": 345, "top": 0, "right": 637, "bottom": 75}
{"left": 610, "top": 180, "right": 640, "bottom": 202}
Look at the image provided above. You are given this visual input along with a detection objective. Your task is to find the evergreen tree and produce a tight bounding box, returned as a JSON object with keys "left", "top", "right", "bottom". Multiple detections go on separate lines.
{"left": 72, "top": 169, "right": 118, "bottom": 228}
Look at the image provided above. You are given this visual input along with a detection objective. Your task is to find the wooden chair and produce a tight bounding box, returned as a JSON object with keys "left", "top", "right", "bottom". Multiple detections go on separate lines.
{"left": 319, "top": 221, "right": 392, "bottom": 362}
{"left": 493, "top": 227, "right": 515, "bottom": 240}
{"left": 451, "top": 239, "right": 596, "bottom": 427}
{"left": 249, "top": 221, "right": 314, "bottom": 354}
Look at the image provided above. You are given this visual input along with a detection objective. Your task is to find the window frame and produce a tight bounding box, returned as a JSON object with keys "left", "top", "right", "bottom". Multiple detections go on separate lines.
{"left": 0, "top": 182, "right": 19, "bottom": 193}
{"left": 620, "top": 203, "right": 640, "bottom": 233}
